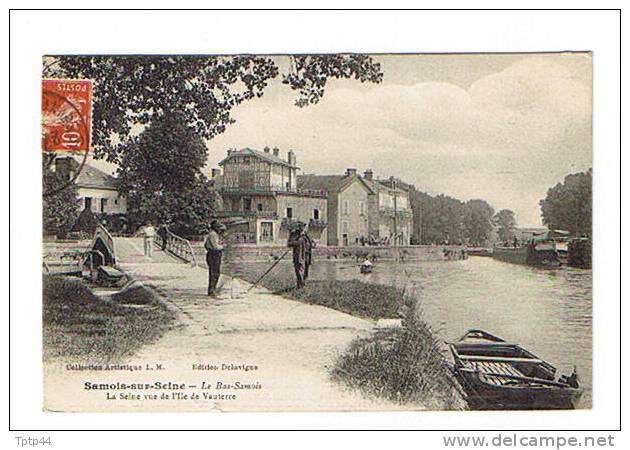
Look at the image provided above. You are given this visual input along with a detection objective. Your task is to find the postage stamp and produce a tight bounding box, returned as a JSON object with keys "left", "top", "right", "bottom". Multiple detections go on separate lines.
{"left": 41, "top": 79, "right": 92, "bottom": 153}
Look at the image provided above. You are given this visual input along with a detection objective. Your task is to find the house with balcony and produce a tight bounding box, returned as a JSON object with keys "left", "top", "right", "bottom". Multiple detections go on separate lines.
{"left": 214, "top": 147, "right": 328, "bottom": 246}
{"left": 297, "top": 169, "right": 374, "bottom": 246}
{"left": 363, "top": 171, "right": 414, "bottom": 246}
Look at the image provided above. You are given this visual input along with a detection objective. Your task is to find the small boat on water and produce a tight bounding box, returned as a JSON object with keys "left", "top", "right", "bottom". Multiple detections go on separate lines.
{"left": 447, "top": 329, "right": 582, "bottom": 410}
{"left": 359, "top": 260, "right": 373, "bottom": 274}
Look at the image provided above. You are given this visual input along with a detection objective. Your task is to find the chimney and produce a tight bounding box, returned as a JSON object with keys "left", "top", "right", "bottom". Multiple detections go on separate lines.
{"left": 346, "top": 168, "right": 357, "bottom": 177}
{"left": 264, "top": 146, "right": 270, "bottom": 153}
{"left": 211, "top": 168, "right": 221, "bottom": 178}
{"left": 363, "top": 169, "right": 373, "bottom": 181}
{"left": 272, "top": 147, "right": 279, "bottom": 157}
{"left": 287, "top": 149, "right": 296, "bottom": 166}
{"left": 227, "top": 149, "right": 233, "bottom": 156}
{"left": 55, "top": 157, "right": 74, "bottom": 181}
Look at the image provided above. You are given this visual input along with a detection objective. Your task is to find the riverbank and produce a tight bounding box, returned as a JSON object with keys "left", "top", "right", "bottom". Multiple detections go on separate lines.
{"left": 224, "top": 262, "right": 465, "bottom": 409}
{"left": 42, "top": 274, "right": 177, "bottom": 364}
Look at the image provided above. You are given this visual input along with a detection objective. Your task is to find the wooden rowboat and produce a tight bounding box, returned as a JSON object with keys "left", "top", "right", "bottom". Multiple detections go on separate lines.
{"left": 447, "top": 329, "right": 582, "bottom": 410}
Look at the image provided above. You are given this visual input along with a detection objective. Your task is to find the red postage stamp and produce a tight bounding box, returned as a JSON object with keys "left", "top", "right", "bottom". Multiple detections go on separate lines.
{"left": 41, "top": 79, "right": 92, "bottom": 153}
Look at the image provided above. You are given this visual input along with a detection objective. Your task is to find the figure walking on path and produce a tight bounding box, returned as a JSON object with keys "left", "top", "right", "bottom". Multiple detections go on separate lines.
{"left": 287, "top": 222, "right": 313, "bottom": 289}
{"left": 135, "top": 221, "right": 156, "bottom": 258}
{"left": 158, "top": 224, "right": 169, "bottom": 252}
{"left": 204, "top": 220, "right": 225, "bottom": 297}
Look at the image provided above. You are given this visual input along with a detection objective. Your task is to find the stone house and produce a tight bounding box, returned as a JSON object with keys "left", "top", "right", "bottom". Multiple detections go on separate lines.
{"left": 297, "top": 169, "right": 374, "bottom": 246}
{"left": 54, "top": 157, "right": 127, "bottom": 215}
{"left": 363, "top": 171, "right": 413, "bottom": 246}
{"left": 214, "top": 147, "right": 328, "bottom": 246}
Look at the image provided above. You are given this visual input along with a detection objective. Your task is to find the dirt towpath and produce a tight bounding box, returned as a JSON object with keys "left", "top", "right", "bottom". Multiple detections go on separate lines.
{"left": 46, "top": 238, "right": 400, "bottom": 412}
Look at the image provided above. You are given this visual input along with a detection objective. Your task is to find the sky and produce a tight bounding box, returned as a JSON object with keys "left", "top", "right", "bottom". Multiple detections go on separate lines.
{"left": 85, "top": 53, "right": 592, "bottom": 228}
{"left": 203, "top": 53, "right": 592, "bottom": 227}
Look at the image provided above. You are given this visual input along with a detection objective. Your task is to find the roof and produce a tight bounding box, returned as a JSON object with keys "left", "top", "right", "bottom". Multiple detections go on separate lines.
{"left": 376, "top": 177, "right": 413, "bottom": 192}
{"left": 218, "top": 147, "right": 298, "bottom": 169}
{"left": 363, "top": 178, "right": 408, "bottom": 195}
{"left": 75, "top": 163, "right": 118, "bottom": 190}
{"left": 297, "top": 174, "right": 374, "bottom": 195}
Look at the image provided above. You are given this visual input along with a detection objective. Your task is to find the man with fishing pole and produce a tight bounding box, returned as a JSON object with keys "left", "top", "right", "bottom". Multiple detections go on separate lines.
{"left": 205, "top": 219, "right": 226, "bottom": 297}
{"left": 246, "top": 220, "right": 314, "bottom": 292}
{"left": 287, "top": 221, "right": 314, "bottom": 289}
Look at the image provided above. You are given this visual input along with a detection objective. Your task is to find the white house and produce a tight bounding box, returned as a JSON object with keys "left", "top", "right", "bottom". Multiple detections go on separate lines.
{"left": 54, "top": 157, "right": 127, "bottom": 214}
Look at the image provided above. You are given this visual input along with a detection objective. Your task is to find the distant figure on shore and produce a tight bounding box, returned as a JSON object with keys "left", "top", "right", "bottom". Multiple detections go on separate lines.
{"left": 135, "top": 221, "right": 156, "bottom": 258}
{"left": 513, "top": 236, "right": 519, "bottom": 248}
{"left": 158, "top": 224, "right": 169, "bottom": 251}
{"left": 287, "top": 222, "right": 313, "bottom": 289}
{"left": 204, "top": 220, "right": 225, "bottom": 297}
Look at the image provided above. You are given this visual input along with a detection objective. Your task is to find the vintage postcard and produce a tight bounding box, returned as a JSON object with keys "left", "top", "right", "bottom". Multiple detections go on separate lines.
{"left": 42, "top": 53, "right": 592, "bottom": 412}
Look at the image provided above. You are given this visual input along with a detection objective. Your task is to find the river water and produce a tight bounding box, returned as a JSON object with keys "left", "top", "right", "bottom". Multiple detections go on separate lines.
{"left": 253, "top": 255, "right": 593, "bottom": 408}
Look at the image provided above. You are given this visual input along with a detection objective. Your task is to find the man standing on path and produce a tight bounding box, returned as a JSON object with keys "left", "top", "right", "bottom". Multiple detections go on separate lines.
{"left": 204, "top": 220, "right": 225, "bottom": 296}
{"left": 287, "top": 222, "right": 313, "bottom": 289}
{"left": 135, "top": 221, "right": 156, "bottom": 258}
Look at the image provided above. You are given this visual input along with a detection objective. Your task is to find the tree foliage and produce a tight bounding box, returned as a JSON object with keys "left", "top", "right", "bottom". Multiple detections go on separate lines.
{"left": 462, "top": 199, "right": 495, "bottom": 247}
{"left": 493, "top": 209, "right": 517, "bottom": 242}
{"left": 409, "top": 189, "right": 496, "bottom": 245}
{"left": 43, "top": 165, "right": 79, "bottom": 237}
{"left": 43, "top": 55, "right": 382, "bottom": 164}
{"left": 118, "top": 113, "right": 222, "bottom": 236}
{"left": 540, "top": 169, "right": 592, "bottom": 236}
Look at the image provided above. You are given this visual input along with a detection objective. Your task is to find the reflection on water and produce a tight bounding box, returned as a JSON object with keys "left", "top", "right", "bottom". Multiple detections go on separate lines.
{"left": 250, "top": 256, "right": 593, "bottom": 407}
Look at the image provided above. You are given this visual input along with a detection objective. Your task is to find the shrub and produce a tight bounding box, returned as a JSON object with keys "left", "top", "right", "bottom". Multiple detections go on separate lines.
{"left": 332, "top": 297, "right": 466, "bottom": 409}
{"left": 42, "top": 275, "right": 176, "bottom": 364}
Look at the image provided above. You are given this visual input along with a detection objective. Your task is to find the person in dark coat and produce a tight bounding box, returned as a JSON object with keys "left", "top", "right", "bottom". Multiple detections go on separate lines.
{"left": 287, "top": 222, "right": 313, "bottom": 288}
{"left": 158, "top": 224, "right": 169, "bottom": 251}
{"left": 204, "top": 220, "right": 225, "bottom": 296}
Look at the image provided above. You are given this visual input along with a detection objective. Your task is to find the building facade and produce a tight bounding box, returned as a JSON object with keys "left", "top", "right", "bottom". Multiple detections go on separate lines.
{"left": 215, "top": 147, "right": 328, "bottom": 246}
{"left": 363, "top": 171, "right": 413, "bottom": 246}
{"left": 298, "top": 169, "right": 373, "bottom": 246}
{"left": 55, "top": 157, "right": 127, "bottom": 215}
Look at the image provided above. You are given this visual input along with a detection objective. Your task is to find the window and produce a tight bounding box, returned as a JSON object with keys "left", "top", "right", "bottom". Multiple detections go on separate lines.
{"left": 84, "top": 197, "right": 92, "bottom": 210}
{"left": 342, "top": 221, "right": 349, "bottom": 233}
{"left": 343, "top": 200, "right": 349, "bottom": 215}
{"left": 114, "top": 199, "right": 118, "bottom": 205}
{"left": 359, "top": 201, "right": 365, "bottom": 216}
{"left": 100, "top": 198, "right": 108, "bottom": 213}
{"left": 286, "top": 207, "right": 293, "bottom": 219}
{"left": 244, "top": 198, "right": 252, "bottom": 211}
{"left": 257, "top": 203, "right": 263, "bottom": 212}
{"left": 260, "top": 222, "right": 274, "bottom": 241}
{"left": 313, "top": 209, "right": 320, "bottom": 220}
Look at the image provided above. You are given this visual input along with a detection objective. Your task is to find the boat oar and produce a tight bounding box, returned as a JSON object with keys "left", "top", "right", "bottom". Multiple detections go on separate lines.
{"left": 246, "top": 249, "right": 291, "bottom": 292}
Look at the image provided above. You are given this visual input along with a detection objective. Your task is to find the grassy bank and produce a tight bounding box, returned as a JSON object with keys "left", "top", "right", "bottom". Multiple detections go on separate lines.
{"left": 43, "top": 275, "right": 177, "bottom": 364}
{"left": 332, "top": 306, "right": 466, "bottom": 409}
{"left": 224, "top": 263, "right": 403, "bottom": 319}
{"left": 225, "top": 262, "right": 465, "bottom": 408}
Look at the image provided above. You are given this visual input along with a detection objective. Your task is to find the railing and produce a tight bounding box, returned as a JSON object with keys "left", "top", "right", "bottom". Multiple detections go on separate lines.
{"left": 308, "top": 219, "right": 328, "bottom": 228}
{"left": 219, "top": 186, "right": 327, "bottom": 198}
{"left": 213, "top": 211, "right": 278, "bottom": 219}
{"left": 156, "top": 226, "right": 197, "bottom": 266}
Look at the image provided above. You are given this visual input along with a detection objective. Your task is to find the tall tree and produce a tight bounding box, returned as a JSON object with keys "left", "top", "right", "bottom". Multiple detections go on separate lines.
{"left": 462, "top": 199, "right": 495, "bottom": 246}
{"left": 118, "top": 113, "right": 222, "bottom": 236}
{"left": 540, "top": 169, "right": 592, "bottom": 236}
{"left": 493, "top": 209, "right": 517, "bottom": 242}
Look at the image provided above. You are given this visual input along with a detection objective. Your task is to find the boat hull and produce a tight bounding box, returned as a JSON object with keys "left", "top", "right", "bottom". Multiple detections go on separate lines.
{"left": 453, "top": 370, "right": 582, "bottom": 410}
{"left": 448, "top": 329, "right": 582, "bottom": 410}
